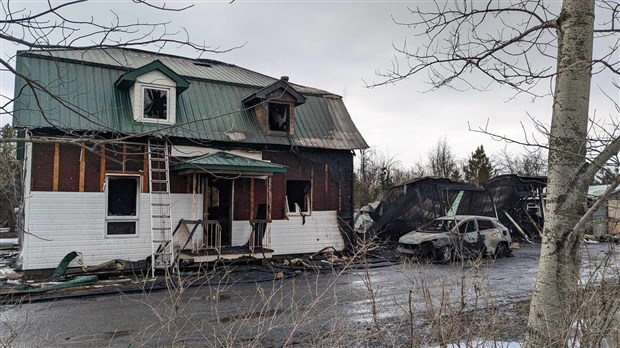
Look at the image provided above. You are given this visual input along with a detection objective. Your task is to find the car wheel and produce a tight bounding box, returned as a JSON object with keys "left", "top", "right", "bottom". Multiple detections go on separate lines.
{"left": 436, "top": 246, "right": 453, "bottom": 263}
{"left": 495, "top": 242, "right": 510, "bottom": 258}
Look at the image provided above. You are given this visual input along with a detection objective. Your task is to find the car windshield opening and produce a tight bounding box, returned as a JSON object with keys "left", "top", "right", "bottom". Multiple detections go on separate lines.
{"left": 421, "top": 219, "right": 457, "bottom": 232}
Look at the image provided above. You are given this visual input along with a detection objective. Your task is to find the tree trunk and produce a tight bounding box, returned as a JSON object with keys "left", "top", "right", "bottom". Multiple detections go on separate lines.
{"left": 525, "top": 0, "right": 595, "bottom": 347}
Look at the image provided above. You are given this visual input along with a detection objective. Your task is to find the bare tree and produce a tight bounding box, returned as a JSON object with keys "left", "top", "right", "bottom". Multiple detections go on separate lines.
{"left": 427, "top": 137, "right": 461, "bottom": 181}
{"left": 355, "top": 148, "right": 403, "bottom": 207}
{"left": 495, "top": 147, "right": 547, "bottom": 176}
{"left": 369, "top": 0, "right": 620, "bottom": 346}
{"left": 0, "top": 124, "right": 20, "bottom": 228}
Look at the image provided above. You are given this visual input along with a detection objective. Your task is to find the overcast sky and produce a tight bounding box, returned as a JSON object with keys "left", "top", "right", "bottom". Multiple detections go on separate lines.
{"left": 1, "top": 1, "right": 617, "bottom": 168}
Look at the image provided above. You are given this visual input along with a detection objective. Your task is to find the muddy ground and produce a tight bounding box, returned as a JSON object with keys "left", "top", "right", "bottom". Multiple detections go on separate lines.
{"left": 0, "top": 242, "right": 618, "bottom": 347}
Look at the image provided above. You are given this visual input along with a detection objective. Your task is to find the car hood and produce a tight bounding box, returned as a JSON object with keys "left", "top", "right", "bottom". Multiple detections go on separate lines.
{"left": 399, "top": 231, "right": 450, "bottom": 244}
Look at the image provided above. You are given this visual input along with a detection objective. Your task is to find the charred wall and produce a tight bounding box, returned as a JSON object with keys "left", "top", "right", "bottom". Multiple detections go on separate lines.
{"left": 30, "top": 142, "right": 191, "bottom": 193}
{"left": 213, "top": 150, "right": 355, "bottom": 223}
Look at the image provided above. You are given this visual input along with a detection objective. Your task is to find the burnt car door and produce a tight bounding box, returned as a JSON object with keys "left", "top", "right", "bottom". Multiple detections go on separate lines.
{"left": 456, "top": 218, "right": 483, "bottom": 254}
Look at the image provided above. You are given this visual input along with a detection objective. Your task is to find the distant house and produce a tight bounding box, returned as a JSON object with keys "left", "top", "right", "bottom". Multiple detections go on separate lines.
{"left": 12, "top": 48, "right": 368, "bottom": 271}
{"left": 588, "top": 185, "right": 620, "bottom": 238}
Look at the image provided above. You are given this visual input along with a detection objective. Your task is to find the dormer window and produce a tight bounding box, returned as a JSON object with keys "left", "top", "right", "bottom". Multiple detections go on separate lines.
{"left": 115, "top": 60, "right": 190, "bottom": 126}
{"left": 242, "top": 76, "right": 307, "bottom": 137}
{"left": 269, "top": 103, "right": 290, "bottom": 132}
{"left": 143, "top": 87, "right": 169, "bottom": 120}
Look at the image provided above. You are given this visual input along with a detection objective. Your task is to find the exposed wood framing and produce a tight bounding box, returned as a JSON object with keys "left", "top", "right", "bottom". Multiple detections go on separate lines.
{"left": 122, "top": 143, "right": 127, "bottom": 172}
{"left": 203, "top": 177, "right": 209, "bottom": 221}
{"left": 105, "top": 170, "right": 143, "bottom": 175}
{"left": 324, "top": 163, "right": 328, "bottom": 208}
{"left": 78, "top": 145, "right": 86, "bottom": 192}
{"left": 99, "top": 147, "right": 105, "bottom": 191}
{"left": 142, "top": 150, "right": 148, "bottom": 193}
{"left": 250, "top": 178, "right": 255, "bottom": 220}
{"left": 267, "top": 176, "right": 272, "bottom": 222}
{"left": 52, "top": 143, "right": 59, "bottom": 191}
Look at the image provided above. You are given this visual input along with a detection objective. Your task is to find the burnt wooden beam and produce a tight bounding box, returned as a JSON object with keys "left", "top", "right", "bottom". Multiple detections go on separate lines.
{"left": 79, "top": 145, "right": 86, "bottom": 192}
{"left": 99, "top": 147, "right": 105, "bottom": 191}
{"left": 250, "top": 178, "right": 255, "bottom": 220}
{"left": 52, "top": 143, "right": 59, "bottom": 191}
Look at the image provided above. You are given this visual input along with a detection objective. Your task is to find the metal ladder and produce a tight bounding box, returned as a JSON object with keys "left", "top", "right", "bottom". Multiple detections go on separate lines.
{"left": 148, "top": 138, "right": 173, "bottom": 277}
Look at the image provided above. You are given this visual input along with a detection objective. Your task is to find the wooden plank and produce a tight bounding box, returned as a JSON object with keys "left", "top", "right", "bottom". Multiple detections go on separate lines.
{"left": 122, "top": 143, "right": 127, "bottom": 172}
{"left": 52, "top": 143, "right": 59, "bottom": 191}
{"left": 104, "top": 170, "right": 143, "bottom": 175}
{"left": 324, "top": 163, "right": 328, "bottom": 209}
{"left": 250, "top": 178, "right": 255, "bottom": 220}
{"left": 267, "top": 177, "right": 272, "bottom": 222}
{"left": 78, "top": 145, "right": 86, "bottom": 192}
{"left": 99, "top": 147, "right": 105, "bottom": 192}
{"left": 143, "top": 148, "right": 148, "bottom": 193}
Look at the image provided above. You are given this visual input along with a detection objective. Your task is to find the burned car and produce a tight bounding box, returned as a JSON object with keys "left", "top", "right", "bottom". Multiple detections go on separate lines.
{"left": 397, "top": 215, "right": 512, "bottom": 262}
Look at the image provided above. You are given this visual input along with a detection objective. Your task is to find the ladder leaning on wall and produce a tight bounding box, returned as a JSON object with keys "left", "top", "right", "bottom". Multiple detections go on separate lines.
{"left": 148, "top": 138, "right": 174, "bottom": 277}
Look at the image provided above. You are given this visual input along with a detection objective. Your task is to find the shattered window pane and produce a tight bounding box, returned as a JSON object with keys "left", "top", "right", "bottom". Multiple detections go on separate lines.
{"left": 458, "top": 220, "right": 477, "bottom": 233}
{"left": 143, "top": 88, "right": 168, "bottom": 120}
{"left": 269, "top": 103, "right": 289, "bottom": 132}
{"left": 107, "top": 177, "right": 138, "bottom": 216}
{"left": 477, "top": 219, "right": 495, "bottom": 230}
{"left": 286, "top": 180, "right": 311, "bottom": 214}
{"left": 106, "top": 176, "right": 139, "bottom": 236}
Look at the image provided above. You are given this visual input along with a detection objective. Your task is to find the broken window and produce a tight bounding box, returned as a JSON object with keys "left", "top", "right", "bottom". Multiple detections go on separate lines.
{"left": 476, "top": 219, "right": 495, "bottom": 231}
{"left": 286, "top": 180, "right": 311, "bottom": 215}
{"left": 143, "top": 87, "right": 168, "bottom": 120}
{"left": 209, "top": 185, "right": 220, "bottom": 208}
{"left": 106, "top": 176, "right": 139, "bottom": 236}
{"left": 458, "top": 220, "right": 477, "bottom": 234}
{"left": 268, "top": 103, "right": 290, "bottom": 132}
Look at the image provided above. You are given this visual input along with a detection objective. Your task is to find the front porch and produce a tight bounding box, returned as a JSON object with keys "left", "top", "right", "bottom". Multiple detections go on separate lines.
{"left": 178, "top": 246, "right": 274, "bottom": 263}
{"left": 165, "top": 151, "right": 287, "bottom": 264}
{"left": 172, "top": 217, "right": 274, "bottom": 263}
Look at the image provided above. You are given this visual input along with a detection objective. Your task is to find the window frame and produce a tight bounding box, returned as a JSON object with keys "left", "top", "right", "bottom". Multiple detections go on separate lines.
{"left": 141, "top": 85, "right": 170, "bottom": 121}
{"left": 132, "top": 81, "right": 176, "bottom": 125}
{"left": 285, "top": 179, "right": 312, "bottom": 216}
{"left": 104, "top": 174, "right": 141, "bottom": 238}
{"left": 267, "top": 102, "right": 292, "bottom": 134}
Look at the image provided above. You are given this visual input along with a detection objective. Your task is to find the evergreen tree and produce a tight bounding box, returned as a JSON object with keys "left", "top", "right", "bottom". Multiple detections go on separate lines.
{"left": 462, "top": 145, "right": 493, "bottom": 187}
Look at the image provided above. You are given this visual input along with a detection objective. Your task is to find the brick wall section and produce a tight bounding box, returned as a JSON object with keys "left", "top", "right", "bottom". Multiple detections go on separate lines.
{"left": 58, "top": 144, "right": 81, "bottom": 191}
{"left": 263, "top": 150, "right": 353, "bottom": 221}
{"left": 31, "top": 142, "right": 54, "bottom": 191}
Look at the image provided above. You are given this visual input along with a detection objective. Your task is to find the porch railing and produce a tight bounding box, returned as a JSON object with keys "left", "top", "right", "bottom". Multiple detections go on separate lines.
{"left": 249, "top": 219, "right": 271, "bottom": 252}
{"left": 203, "top": 220, "right": 222, "bottom": 254}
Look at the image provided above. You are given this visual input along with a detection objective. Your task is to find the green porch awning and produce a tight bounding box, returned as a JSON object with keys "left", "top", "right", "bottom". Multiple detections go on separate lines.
{"left": 171, "top": 151, "right": 287, "bottom": 175}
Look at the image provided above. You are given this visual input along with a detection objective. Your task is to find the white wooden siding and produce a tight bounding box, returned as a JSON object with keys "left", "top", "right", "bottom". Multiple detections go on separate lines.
{"left": 231, "top": 211, "right": 344, "bottom": 255}
{"left": 22, "top": 192, "right": 202, "bottom": 270}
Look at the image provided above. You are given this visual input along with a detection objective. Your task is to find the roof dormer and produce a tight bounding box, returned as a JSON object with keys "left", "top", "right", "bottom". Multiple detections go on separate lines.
{"left": 115, "top": 60, "right": 189, "bottom": 125}
{"left": 243, "top": 76, "right": 306, "bottom": 136}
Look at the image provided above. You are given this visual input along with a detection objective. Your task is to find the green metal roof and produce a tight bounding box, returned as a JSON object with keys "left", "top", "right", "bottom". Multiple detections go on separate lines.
{"left": 13, "top": 48, "right": 368, "bottom": 151}
{"left": 115, "top": 60, "right": 190, "bottom": 93}
{"left": 171, "top": 152, "right": 288, "bottom": 174}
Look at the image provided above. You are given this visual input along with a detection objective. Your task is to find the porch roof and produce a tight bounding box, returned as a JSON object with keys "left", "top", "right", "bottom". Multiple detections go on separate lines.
{"left": 171, "top": 151, "right": 287, "bottom": 175}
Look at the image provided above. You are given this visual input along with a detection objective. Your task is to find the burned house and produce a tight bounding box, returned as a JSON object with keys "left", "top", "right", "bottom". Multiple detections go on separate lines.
{"left": 12, "top": 48, "right": 368, "bottom": 271}
{"left": 367, "top": 177, "right": 496, "bottom": 240}
{"left": 484, "top": 174, "right": 547, "bottom": 240}
{"left": 589, "top": 185, "right": 620, "bottom": 238}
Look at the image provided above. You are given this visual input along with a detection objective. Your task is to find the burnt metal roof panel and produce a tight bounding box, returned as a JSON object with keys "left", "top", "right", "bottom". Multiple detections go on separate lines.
{"left": 13, "top": 49, "right": 369, "bottom": 150}
{"left": 171, "top": 151, "right": 287, "bottom": 173}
